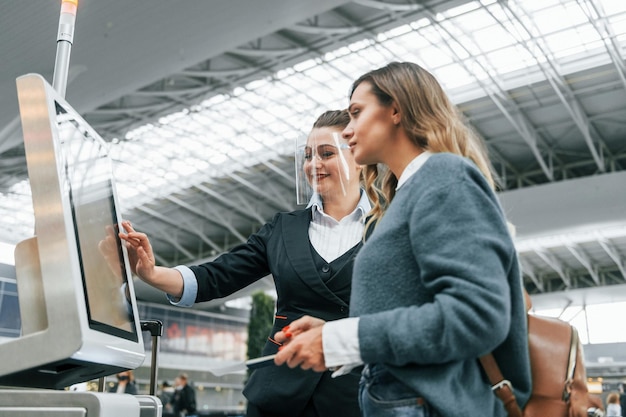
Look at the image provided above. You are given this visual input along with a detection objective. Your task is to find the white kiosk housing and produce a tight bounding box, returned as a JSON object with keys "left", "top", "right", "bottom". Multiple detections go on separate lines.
{"left": 0, "top": 73, "right": 145, "bottom": 389}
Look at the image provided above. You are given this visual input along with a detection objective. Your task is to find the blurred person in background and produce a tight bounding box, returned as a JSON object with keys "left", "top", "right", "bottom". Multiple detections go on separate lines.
{"left": 607, "top": 392, "right": 622, "bottom": 416}
{"left": 158, "top": 380, "right": 174, "bottom": 414}
{"left": 171, "top": 373, "right": 197, "bottom": 417}
{"left": 108, "top": 370, "right": 138, "bottom": 395}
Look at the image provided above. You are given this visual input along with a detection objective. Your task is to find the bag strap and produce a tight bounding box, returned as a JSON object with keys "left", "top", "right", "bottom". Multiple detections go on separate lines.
{"left": 562, "top": 326, "right": 579, "bottom": 402}
{"left": 478, "top": 287, "right": 528, "bottom": 417}
{"left": 479, "top": 354, "right": 523, "bottom": 417}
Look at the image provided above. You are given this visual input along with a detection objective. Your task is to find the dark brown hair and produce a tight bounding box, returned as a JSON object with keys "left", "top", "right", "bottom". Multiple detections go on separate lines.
{"left": 312, "top": 109, "right": 350, "bottom": 129}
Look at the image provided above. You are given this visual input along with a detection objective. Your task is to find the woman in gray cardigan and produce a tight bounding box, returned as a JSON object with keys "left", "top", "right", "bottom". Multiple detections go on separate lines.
{"left": 274, "top": 62, "right": 532, "bottom": 417}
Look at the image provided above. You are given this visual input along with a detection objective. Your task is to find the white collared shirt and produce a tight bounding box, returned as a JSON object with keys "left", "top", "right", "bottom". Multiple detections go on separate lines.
{"left": 307, "top": 190, "right": 371, "bottom": 263}
{"left": 324, "top": 151, "right": 431, "bottom": 377}
{"left": 396, "top": 151, "right": 432, "bottom": 189}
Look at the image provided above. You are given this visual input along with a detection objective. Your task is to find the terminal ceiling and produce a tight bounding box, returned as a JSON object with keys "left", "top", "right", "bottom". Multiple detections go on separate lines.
{"left": 0, "top": 0, "right": 625, "bottom": 310}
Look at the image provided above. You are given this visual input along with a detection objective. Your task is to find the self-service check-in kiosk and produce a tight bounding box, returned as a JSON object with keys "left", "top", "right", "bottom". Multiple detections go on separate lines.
{"left": 0, "top": 2, "right": 161, "bottom": 415}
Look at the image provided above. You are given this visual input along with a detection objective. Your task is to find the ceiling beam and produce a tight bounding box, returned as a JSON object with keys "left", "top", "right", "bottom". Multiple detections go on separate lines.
{"left": 142, "top": 224, "right": 195, "bottom": 264}
{"left": 597, "top": 238, "right": 626, "bottom": 281}
{"left": 520, "top": 258, "right": 545, "bottom": 292}
{"left": 194, "top": 183, "right": 266, "bottom": 224}
{"left": 423, "top": 7, "right": 556, "bottom": 181}
{"left": 353, "top": 0, "right": 421, "bottom": 12}
{"left": 502, "top": 2, "right": 606, "bottom": 173}
{"left": 565, "top": 243, "right": 600, "bottom": 285}
{"left": 577, "top": 0, "right": 626, "bottom": 90}
{"left": 165, "top": 195, "right": 247, "bottom": 242}
{"left": 136, "top": 205, "right": 219, "bottom": 255}
{"left": 226, "top": 172, "right": 289, "bottom": 211}
{"left": 534, "top": 249, "right": 571, "bottom": 288}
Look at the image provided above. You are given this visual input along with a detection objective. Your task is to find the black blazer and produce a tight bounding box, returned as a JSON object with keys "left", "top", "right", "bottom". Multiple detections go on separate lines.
{"left": 190, "top": 208, "right": 362, "bottom": 417}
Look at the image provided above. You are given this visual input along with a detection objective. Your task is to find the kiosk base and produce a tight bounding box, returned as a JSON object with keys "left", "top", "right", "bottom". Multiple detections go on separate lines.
{"left": 0, "top": 390, "right": 162, "bottom": 417}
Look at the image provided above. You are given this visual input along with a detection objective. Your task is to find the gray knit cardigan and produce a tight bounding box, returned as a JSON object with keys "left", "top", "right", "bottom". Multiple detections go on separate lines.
{"left": 351, "top": 153, "right": 532, "bottom": 417}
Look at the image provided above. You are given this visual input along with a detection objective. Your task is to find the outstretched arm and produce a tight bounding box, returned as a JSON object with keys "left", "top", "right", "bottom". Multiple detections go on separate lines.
{"left": 119, "top": 220, "right": 184, "bottom": 298}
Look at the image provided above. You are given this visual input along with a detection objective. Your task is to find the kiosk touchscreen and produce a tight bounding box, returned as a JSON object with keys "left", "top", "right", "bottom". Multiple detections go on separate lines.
{"left": 0, "top": 73, "right": 145, "bottom": 389}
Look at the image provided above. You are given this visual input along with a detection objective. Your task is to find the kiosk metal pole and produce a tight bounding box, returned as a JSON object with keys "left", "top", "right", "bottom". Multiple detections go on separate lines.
{"left": 52, "top": 0, "right": 78, "bottom": 98}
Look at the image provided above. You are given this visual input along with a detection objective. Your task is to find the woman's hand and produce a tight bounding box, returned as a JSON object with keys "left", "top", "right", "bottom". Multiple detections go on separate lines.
{"left": 274, "top": 316, "right": 327, "bottom": 372}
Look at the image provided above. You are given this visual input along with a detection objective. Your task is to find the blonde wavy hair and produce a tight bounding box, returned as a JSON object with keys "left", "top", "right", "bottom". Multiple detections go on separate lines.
{"left": 349, "top": 62, "right": 497, "bottom": 233}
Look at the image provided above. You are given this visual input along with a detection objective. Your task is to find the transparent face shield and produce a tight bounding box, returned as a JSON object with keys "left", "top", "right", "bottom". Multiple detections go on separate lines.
{"left": 295, "top": 129, "right": 355, "bottom": 206}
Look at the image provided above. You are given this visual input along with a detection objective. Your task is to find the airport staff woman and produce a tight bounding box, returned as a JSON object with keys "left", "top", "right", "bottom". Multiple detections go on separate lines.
{"left": 120, "top": 109, "right": 368, "bottom": 417}
{"left": 274, "top": 62, "right": 532, "bottom": 417}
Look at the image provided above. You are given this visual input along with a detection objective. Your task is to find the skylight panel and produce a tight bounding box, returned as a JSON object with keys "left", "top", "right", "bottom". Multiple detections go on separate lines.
{"left": 125, "top": 123, "right": 156, "bottom": 141}
{"left": 446, "top": 0, "right": 482, "bottom": 18}
{"left": 409, "top": 17, "right": 432, "bottom": 32}
{"left": 201, "top": 93, "right": 228, "bottom": 107}
{"left": 245, "top": 78, "right": 270, "bottom": 91}
{"left": 347, "top": 39, "right": 372, "bottom": 53}
{"left": 547, "top": 29, "right": 595, "bottom": 58}
{"left": 164, "top": 171, "right": 179, "bottom": 182}
{"left": 233, "top": 87, "right": 248, "bottom": 97}
{"left": 156, "top": 128, "right": 177, "bottom": 139}
{"left": 237, "top": 140, "right": 263, "bottom": 154}
{"left": 562, "top": 2, "right": 595, "bottom": 27}
{"left": 158, "top": 109, "right": 189, "bottom": 126}
{"left": 400, "top": 40, "right": 451, "bottom": 69}
{"left": 207, "top": 154, "right": 227, "bottom": 165}
{"left": 207, "top": 121, "right": 237, "bottom": 138}
{"left": 300, "top": 66, "right": 336, "bottom": 84}
{"left": 607, "top": 12, "right": 626, "bottom": 40}
{"left": 602, "top": 0, "right": 626, "bottom": 15}
{"left": 520, "top": 0, "right": 562, "bottom": 13}
{"left": 148, "top": 175, "right": 169, "bottom": 191}
{"left": 432, "top": 63, "right": 475, "bottom": 90}
{"left": 471, "top": 25, "right": 518, "bottom": 53}
{"left": 153, "top": 146, "right": 178, "bottom": 164}
{"left": 484, "top": 45, "right": 534, "bottom": 74}
{"left": 250, "top": 108, "right": 277, "bottom": 125}
{"left": 528, "top": 4, "right": 580, "bottom": 34}
{"left": 447, "top": 38, "right": 472, "bottom": 60}
{"left": 391, "top": 29, "right": 431, "bottom": 51}
{"left": 293, "top": 59, "right": 319, "bottom": 72}
{"left": 383, "top": 23, "right": 413, "bottom": 38}
{"left": 377, "top": 35, "right": 421, "bottom": 61}
{"left": 451, "top": 6, "right": 494, "bottom": 32}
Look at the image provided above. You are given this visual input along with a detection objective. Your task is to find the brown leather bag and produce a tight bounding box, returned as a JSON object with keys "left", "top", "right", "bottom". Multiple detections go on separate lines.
{"left": 479, "top": 293, "right": 598, "bottom": 417}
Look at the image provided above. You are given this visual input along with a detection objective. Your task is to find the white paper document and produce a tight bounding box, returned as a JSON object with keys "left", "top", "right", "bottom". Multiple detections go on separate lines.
{"left": 206, "top": 354, "right": 277, "bottom": 376}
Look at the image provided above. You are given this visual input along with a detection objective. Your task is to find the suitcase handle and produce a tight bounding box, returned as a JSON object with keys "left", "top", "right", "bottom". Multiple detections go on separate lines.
{"left": 141, "top": 319, "right": 163, "bottom": 396}
{"left": 141, "top": 319, "right": 163, "bottom": 337}
{"left": 96, "top": 319, "right": 163, "bottom": 394}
